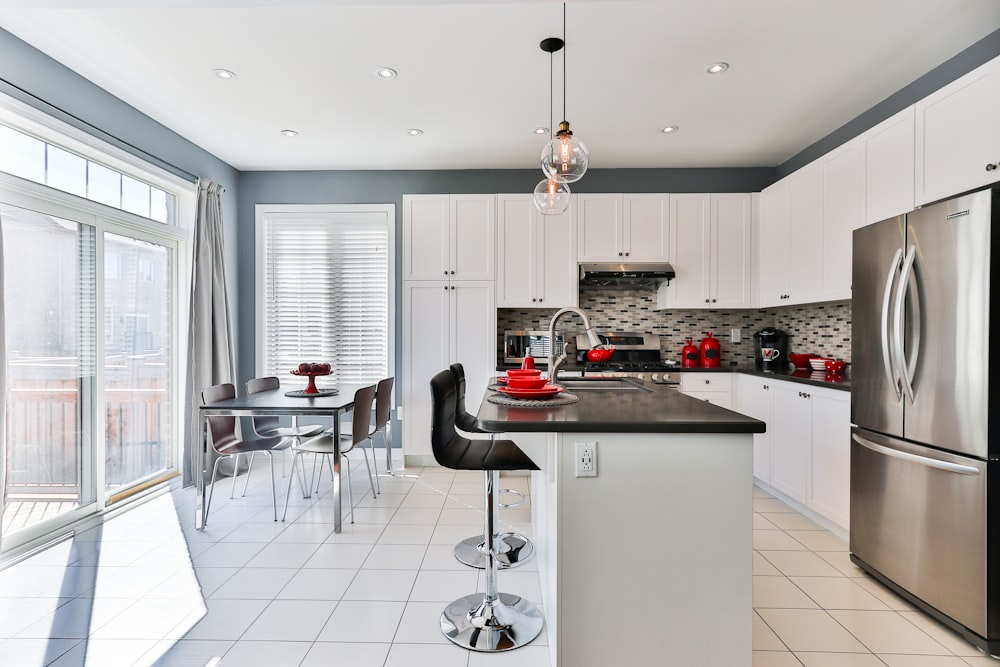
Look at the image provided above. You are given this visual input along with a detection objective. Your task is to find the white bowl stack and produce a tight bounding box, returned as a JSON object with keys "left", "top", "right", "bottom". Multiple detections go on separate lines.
{"left": 809, "top": 358, "right": 828, "bottom": 371}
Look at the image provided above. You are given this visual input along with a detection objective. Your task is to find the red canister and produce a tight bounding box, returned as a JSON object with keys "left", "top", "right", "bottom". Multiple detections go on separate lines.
{"left": 681, "top": 338, "right": 700, "bottom": 368}
{"left": 700, "top": 332, "right": 721, "bottom": 368}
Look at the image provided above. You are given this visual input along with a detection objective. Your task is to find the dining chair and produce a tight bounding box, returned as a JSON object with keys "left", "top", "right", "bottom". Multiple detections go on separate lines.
{"left": 337, "top": 376, "right": 394, "bottom": 493}
{"left": 243, "top": 376, "right": 325, "bottom": 493}
{"left": 281, "top": 383, "right": 378, "bottom": 522}
{"left": 201, "top": 383, "right": 290, "bottom": 523}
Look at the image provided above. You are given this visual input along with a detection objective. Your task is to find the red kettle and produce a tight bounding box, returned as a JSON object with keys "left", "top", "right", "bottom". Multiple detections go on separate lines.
{"left": 700, "top": 332, "right": 721, "bottom": 368}
{"left": 681, "top": 338, "right": 700, "bottom": 368}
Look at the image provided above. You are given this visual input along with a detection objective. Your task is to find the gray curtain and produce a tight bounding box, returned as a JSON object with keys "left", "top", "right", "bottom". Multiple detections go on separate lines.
{"left": 183, "top": 179, "right": 236, "bottom": 485}
{"left": 0, "top": 214, "right": 6, "bottom": 550}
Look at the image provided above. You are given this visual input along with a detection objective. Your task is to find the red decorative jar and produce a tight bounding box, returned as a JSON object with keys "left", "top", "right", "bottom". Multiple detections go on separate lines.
{"left": 681, "top": 338, "right": 700, "bottom": 368}
{"left": 700, "top": 332, "right": 721, "bottom": 368}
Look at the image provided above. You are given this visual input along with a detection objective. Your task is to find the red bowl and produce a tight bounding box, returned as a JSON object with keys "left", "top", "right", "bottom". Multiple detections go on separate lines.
{"left": 507, "top": 368, "right": 543, "bottom": 377}
{"left": 825, "top": 359, "right": 847, "bottom": 373}
{"left": 788, "top": 353, "right": 818, "bottom": 369}
{"left": 586, "top": 347, "right": 615, "bottom": 362}
{"left": 506, "top": 377, "right": 549, "bottom": 390}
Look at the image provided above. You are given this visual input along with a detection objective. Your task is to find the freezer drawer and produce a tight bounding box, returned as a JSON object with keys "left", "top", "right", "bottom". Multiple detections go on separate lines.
{"left": 850, "top": 429, "right": 991, "bottom": 638}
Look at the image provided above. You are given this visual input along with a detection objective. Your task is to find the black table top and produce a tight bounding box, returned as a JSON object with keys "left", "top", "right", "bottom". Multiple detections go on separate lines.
{"left": 476, "top": 380, "right": 766, "bottom": 434}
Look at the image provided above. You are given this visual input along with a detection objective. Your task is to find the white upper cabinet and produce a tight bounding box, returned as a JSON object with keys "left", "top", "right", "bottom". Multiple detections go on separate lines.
{"left": 916, "top": 54, "right": 1000, "bottom": 206}
{"left": 820, "top": 140, "right": 863, "bottom": 301}
{"left": 496, "top": 194, "right": 577, "bottom": 308}
{"left": 759, "top": 178, "right": 791, "bottom": 307}
{"left": 864, "top": 106, "right": 915, "bottom": 225}
{"left": 664, "top": 193, "right": 751, "bottom": 308}
{"left": 760, "top": 164, "right": 824, "bottom": 307}
{"left": 623, "top": 195, "right": 671, "bottom": 261}
{"left": 577, "top": 194, "right": 669, "bottom": 262}
{"left": 403, "top": 194, "right": 495, "bottom": 281}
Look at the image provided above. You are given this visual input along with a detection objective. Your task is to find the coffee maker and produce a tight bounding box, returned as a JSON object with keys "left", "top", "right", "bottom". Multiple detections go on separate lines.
{"left": 753, "top": 328, "right": 788, "bottom": 370}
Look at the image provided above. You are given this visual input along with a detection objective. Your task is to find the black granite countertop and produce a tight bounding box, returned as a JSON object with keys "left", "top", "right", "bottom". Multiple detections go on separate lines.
{"left": 476, "top": 379, "right": 766, "bottom": 434}
{"left": 497, "top": 364, "right": 851, "bottom": 392}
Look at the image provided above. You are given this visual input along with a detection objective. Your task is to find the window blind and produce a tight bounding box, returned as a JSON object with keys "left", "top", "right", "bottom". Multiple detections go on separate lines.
{"left": 261, "top": 212, "right": 390, "bottom": 385}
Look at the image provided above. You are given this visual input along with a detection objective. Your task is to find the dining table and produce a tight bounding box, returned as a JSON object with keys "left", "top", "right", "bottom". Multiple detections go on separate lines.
{"left": 196, "top": 383, "right": 369, "bottom": 533}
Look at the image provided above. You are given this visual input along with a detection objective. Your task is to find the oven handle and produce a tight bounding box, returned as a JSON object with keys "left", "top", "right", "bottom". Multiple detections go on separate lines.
{"left": 852, "top": 434, "right": 981, "bottom": 476}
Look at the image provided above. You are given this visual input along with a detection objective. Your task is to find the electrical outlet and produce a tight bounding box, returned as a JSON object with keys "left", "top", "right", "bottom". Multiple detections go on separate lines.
{"left": 575, "top": 442, "right": 597, "bottom": 478}
{"left": 731, "top": 328, "right": 741, "bottom": 343}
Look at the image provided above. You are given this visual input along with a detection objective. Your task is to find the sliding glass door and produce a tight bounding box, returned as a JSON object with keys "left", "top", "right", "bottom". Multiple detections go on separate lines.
{"left": 2, "top": 204, "right": 98, "bottom": 536}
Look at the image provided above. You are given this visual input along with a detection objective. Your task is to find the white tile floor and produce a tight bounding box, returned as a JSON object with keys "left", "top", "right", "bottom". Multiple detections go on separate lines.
{"left": 0, "top": 450, "right": 997, "bottom": 666}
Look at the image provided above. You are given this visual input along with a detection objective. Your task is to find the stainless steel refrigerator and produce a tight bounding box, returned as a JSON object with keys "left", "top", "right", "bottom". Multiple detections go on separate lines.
{"left": 851, "top": 184, "right": 999, "bottom": 654}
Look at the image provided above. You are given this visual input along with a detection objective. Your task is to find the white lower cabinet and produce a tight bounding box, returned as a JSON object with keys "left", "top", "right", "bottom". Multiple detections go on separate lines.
{"left": 736, "top": 374, "right": 850, "bottom": 530}
{"left": 402, "top": 280, "right": 495, "bottom": 463}
{"left": 679, "top": 373, "right": 733, "bottom": 409}
{"left": 735, "top": 375, "right": 773, "bottom": 483}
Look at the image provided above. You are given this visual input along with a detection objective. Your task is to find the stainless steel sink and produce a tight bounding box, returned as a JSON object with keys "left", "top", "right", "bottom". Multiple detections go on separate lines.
{"left": 557, "top": 378, "right": 653, "bottom": 392}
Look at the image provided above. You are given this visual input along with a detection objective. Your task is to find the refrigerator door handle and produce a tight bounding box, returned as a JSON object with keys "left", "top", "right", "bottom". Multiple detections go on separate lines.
{"left": 893, "top": 244, "right": 918, "bottom": 403}
{"left": 852, "top": 433, "right": 981, "bottom": 476}
{"left": 881, "top": 247, "right": 904, "bottom": 401}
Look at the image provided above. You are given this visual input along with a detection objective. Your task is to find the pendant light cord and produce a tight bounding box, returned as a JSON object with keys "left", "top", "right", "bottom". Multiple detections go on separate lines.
{"left": 550, "top": 50, "right": 555, "bottom": 139}
{"left": 562, "top": 2, "right": 567, "bottom": 123}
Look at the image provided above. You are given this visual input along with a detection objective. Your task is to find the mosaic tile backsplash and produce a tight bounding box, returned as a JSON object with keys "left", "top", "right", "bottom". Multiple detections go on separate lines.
{"left": 497, "top": 290, "right": 852, "bottom": 367}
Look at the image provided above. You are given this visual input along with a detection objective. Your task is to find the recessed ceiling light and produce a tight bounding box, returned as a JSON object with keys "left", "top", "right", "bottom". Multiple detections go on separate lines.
{"left": 706, "top": 62, "right": 729, "bottom": 74}
{"left": 376, "top": 67, "right": 397, "bottom": 80}
{"left": 213, "top": 68, "right": 237, "bottom": 80}
{"left": 534, "top": 127, "right": 549, "bottom": 135}
{"left": 407, "top": 128, "right": 423, "bottom": 136}
{"left": 659, "top": 126, "right": 679, "bottom": 134}
{"left": 280, "top": 129, "right": 299, "bottom": 137}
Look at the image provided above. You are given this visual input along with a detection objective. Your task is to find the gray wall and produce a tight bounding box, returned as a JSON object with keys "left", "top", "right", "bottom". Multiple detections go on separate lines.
{"left": 777, "top": 28, "right": 1000, "bottom": 178}
{"left": 0, "top": 27, "right": 242, "bottom": 344}
{"left": 235, "top": 168, "right": 775, "bottom": 398}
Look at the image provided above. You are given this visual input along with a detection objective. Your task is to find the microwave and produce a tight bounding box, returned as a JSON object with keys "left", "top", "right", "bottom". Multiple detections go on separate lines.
{"left": 503, "top": 330, "right": 564, "bottom": 365}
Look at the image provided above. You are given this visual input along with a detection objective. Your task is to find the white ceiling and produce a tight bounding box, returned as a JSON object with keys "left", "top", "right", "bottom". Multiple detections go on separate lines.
{"left": 1, "top": 0, "right": 999, "bottom": 172}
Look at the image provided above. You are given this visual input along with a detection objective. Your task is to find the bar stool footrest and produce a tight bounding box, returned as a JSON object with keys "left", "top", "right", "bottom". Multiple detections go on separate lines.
{"left": 441, "top": 592, "right": 544, "bottom": 652}
{"left": 498, "top": 488, "right": 526, "bottom": 509}
{"left": 454, "top": 532, "right": 534, "bottom": 569}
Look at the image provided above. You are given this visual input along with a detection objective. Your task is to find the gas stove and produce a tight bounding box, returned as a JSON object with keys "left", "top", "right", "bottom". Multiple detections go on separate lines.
{"left": 574, "top": 332, "right": 679, "bottom": 383}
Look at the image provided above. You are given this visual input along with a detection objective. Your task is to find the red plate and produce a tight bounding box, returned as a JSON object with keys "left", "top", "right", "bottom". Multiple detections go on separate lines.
{"left": 497, "top": 384, "right": 564, "bottom": 400}
{"left": 496, "top": 375, "right": 509, "bottom": 384}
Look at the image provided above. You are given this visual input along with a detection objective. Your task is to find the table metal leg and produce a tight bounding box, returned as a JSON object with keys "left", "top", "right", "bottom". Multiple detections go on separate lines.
{"left": 333, "top": 415, "right": 342, "bottom": 533}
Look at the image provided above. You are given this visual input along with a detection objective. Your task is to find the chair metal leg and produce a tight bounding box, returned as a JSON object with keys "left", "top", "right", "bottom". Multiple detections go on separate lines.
{"left": 230, "top": 453, "right": 241, "bottom": 499}
{"left": 360, "top": 439, "right": 378, "bottom": 497}
{"left": 242, "top": 452, "right": 256, "bottom": 497}
{"left": 266, "top": 451, "right": 277, "bottom": 521}
{"left": 368, "top": 434, "right": 381, "bottom": 495}
{"left": 440, "top": 469, "right": 543, "bottom": 651}
{"left": 205, "top": 455, "right": 226, "bottom": 525}
{"left": 281, "top": 450, "right": 304, "bottom": 522}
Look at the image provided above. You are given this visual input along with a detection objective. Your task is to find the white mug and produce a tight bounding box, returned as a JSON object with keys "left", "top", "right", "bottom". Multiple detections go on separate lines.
{"left": 761, "top": 347, "right": 781, "bottom": 361}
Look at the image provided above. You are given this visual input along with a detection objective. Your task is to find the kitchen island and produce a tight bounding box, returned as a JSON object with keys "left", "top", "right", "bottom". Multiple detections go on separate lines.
{"left": 477, "top": 379, "right": 765, "bottom": 667}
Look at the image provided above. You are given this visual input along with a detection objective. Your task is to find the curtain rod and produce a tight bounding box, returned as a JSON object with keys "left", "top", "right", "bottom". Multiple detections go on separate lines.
{"left": 0, "top": 75, "right": 199, "bottom": 184}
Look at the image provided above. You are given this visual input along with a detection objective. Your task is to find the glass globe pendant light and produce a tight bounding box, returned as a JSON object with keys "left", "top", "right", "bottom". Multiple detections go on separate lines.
{"left": 539, "top": 4, "right": 588, "bottom": 184}
{"left": 541, "top": 120, "right": 588, "bottom": 183}
{"left": 533, "top": 176, "right": 572, "bottom": 215}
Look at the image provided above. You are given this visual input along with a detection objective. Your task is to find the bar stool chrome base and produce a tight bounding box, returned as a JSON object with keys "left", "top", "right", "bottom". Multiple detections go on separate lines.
{"left": 440, "top": 592, "right": 544, "bottom": 652}
{"left": 454, "top": 532, "right": 534, "bottom": 569}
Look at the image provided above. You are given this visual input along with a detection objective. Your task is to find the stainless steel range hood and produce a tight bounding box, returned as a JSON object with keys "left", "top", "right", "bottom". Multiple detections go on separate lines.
{"left": 579, "top": 262, "right": 675, "bottom": 289}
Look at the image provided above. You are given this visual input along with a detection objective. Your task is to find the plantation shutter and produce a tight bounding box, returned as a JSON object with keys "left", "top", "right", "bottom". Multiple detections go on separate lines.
{"left": 261, "top": 209, "right": 390, "bottom": 386}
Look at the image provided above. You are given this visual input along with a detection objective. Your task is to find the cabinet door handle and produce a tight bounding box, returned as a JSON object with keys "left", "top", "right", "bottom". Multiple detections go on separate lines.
{"left": 704, "top": 379, "right": 710, "bottom": 385}
{"left": 450, "top": 270, "right": 455, "bottom": 275}
{"left": 711, "top": 298, "right": 717, "bottom": 303}
{"left": 625, "top": 252, "right": 630, "bottom": 257}
{"left": 443, "top": 286, "right": 448, "bottom": 290}
{"left": 450, "top": 285, "right": 455, "bottom": 290}
{"left": 618, "top": 251, "right": 624, "bottom": 257}
{"left": 531, "top": 298, "right": 537, "bottom": 302}
{"left": 705, "top": 299, "right": 710, "bottom": 303}
{"left": 763, "top": 385, "right": 769, "bottom": 390}
{"left": 987, "top": 163, "right": 998, "bottom": 172}
{"left": 443, "top": 270, "right": 448, "bottom": 275}
{"left": 538, "top": 298, "right": 543, "bottom": 302}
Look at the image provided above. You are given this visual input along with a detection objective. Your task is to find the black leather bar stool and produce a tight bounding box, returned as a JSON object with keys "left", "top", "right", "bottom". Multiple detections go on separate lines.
{"left": 430, "top": 368, "right": 543, "bottom": 652}
{"left": 449, "top": 363, "right": 534, "bottom": 570}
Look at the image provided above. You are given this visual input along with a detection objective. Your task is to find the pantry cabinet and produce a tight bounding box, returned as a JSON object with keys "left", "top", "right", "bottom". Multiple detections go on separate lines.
{"left": 403, "top": 194, "right": 495, "bottom": 281}
{"left": 915, "top": 54, "right": 1000, "bottom": 206}
{"left": 577, "top": 194, "right": 669, "bottom": 262}
{"left": 663, "top": 193, "right": 752, "bottom": 309}
{"left": 402, "top": 281, "right": 495, "bottom": 462}
{"left": 496, "top": 194, "right": 577, "bottom": 308}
